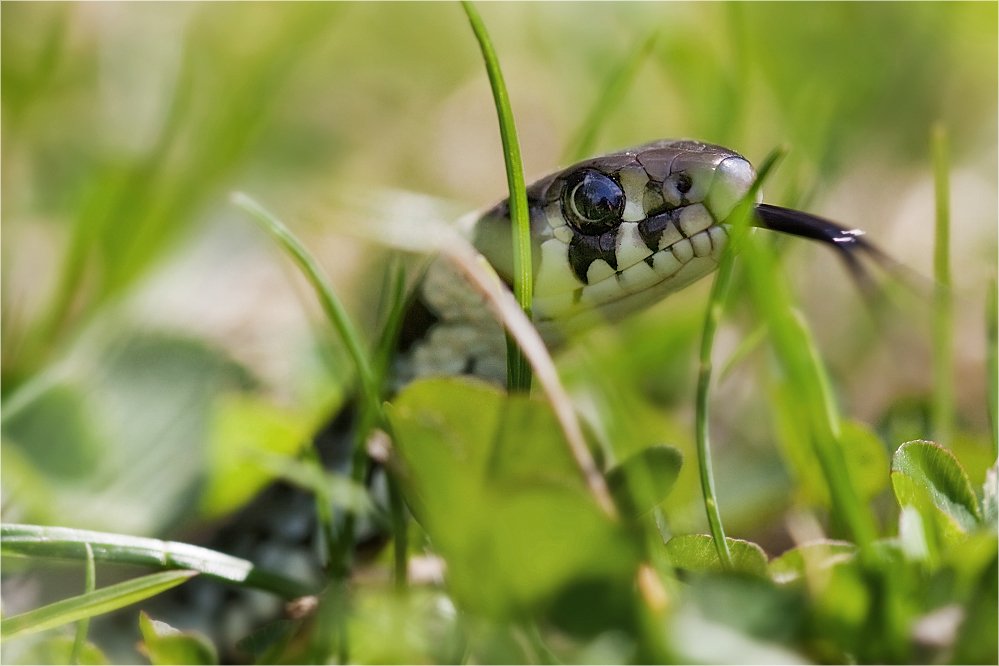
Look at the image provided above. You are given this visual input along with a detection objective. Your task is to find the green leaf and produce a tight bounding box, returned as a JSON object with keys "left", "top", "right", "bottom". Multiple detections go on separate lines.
{"left": 768, "top": 540, "right": 857, "bottom": 584}
{"left": 3, "top": 332, "right": 256, "bottom": 535}
{"left": 488, "top": 392, "right": 592, "bottom": 489}
{"left": 13, "top": 635, "right": 110, "bottom": 665}
{"left": 665, "top": 535, "right": 768, "bottom": 577}
{"left": 199, "top": 394, "right": 311, "bottom": 519}
{"left": 387, "top": 377, "right": 639, "bottom": 617}
{"left": 889, "top": 473, "right": 965, "bottom": 551}
{"left": 1, "top": 383, "right": 100, "bottom": 480}
{"left": 605, "top": 445, "right": 683, "bottom": 518}
{"left": 891, "top": 440, "right": 981, "bottom": 529}
{"left": 0, "top": 570, "right": 197, "bottom": 643}
{"left": 139, "top": 611, "right": 218, "bottom": 665}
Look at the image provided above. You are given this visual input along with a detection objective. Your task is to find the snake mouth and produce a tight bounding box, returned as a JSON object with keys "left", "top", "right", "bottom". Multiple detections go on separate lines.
{"left": 533, "top": 218, "right": 727, "bottom": 324}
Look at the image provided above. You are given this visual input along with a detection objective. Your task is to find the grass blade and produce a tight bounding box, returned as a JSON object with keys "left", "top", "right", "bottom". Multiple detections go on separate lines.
{"left": 563, "top": 30, "right": 659, "bottom": 164}
{"left": 1, "top": 524, "right": 313, "bottom": 599}
{"left": 931, "top": 123, "right": 953, "bottom": 446}
{"left": 988, "top": 273, "right": 998, "bottom": 458}
{"left": 461, "top": 1, "right": 534, "bottom": 393}
{"left": 695, "top": 147, "right": 785, "bottom": 569}
{"left": 1, "top": 569, "right": 197, "bottom": 644}
{"left": 741, "top": 194, "right": 878, "bottom": 547}
{"left": 373, "top": 257, "right": 409, "bottom": 388}
{"left": 69, "top": 543, "right": 95, "bottom": 665}
{"left": 231, "top": 193, "right": 382, "bottom": 422}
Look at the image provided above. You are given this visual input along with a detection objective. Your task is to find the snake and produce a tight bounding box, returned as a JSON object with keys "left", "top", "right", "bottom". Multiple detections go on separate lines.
{"left": 395, "top": 138, "right": 881, "bottom": 386}
{"left": 136, "top": 139, "right": 887, "bottom": 656}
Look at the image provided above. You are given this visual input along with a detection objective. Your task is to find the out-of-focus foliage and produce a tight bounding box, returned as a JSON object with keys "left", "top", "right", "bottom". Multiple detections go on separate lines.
{"left": 387, "top": 378, "right": 641, "bottom": 619}
{"left": 137, "top": 612, "right": 217, "bottom": 666}
{"left": 1, "top": 2, "right": 996, "bottom": 665}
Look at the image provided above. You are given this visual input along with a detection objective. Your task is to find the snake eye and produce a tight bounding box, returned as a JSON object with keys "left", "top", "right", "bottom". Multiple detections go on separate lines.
{"left": 561, "top": 170, "right": 625, "bottom": 235}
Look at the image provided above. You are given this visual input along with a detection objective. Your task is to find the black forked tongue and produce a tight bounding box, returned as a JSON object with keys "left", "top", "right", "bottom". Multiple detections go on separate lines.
{"left": 752, "top": 203, "right": 923, "bottom": 302}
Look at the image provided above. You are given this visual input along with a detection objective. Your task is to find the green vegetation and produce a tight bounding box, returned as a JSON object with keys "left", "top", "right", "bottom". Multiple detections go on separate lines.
{"left": 461, "top": 1, "right": 534, "bottom": 393}
{"left": 2, "top": 3, "right": 996, "bottom": 665}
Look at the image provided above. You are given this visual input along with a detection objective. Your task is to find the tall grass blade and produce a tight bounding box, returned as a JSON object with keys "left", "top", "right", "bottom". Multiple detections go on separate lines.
{"left": 988, "top": 273, "right": 998, "bottom": 458}
{"left": 695, "top": 147, "right": 784, "bottom": 570}
{"left": 564, "top": 30, "right": 659, "bottom": 164}
{"left": 1, "top": 524, "right": 313, "bottom": 599}
{"left": 69, "top": 543, "right": 95, "bottom": 665}
{"left": 231, "top": 193, "right": 381, "bottom": 422}
{"left": 1, "top": 569, "right": 197, "bottom": 644}
{"left": 931, "top": 123, "right": 954, "bottom": 447}
{"left": 460, "top": 1, "right": 533, "bottom": 393}
{"left": 374, "top": 258, "right": 410, "bottom": 588}
{"left": 742, "top": 192, "right": 878, "bottom": 547}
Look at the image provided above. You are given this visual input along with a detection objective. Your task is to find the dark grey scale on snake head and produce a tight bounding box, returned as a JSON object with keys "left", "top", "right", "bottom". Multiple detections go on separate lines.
{"left": 567, "top": 231, "right": 620, "bottom": 283}
{"left": 637, "top": 208, "right": 685, "bottom": 253}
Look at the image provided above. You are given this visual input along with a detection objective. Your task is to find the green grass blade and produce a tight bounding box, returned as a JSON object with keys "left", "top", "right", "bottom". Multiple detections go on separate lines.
{"left": 15, "top": 6, "right": 341, "bottom": 385}
{"left": 695, "top": 147, "right": 785, "bottom": 570}
{"left": 741, "top": 187, "right": 879, "bottom": 547}
{"left": 387, "top": 474, "right": 408, "bottom": 592}
{"left": 988, "top": 273, "right": 998, "bottom": 458}
{"left": 373, "top": 257, "right": 409, "bottom": 388}
{"left": 1, "top": 569, "right": 197, "bottom": 644}
{"left": 69, "top": 543, "right": 95, "bottom": 665}
{"left": 231, "top": 193, "right": 382, "bottom": 421}
{"left": 1, "top": 524, "right": 313, "bottom": 599}
{"left": 461, "top": 1, "right": 533, "bottom": 393}
{"left": 931, "top": 123, "right": 954, "bottom": 447}
{"left": 374, "top": 259, "right": 410, "bottom": 588}
{"left": 564, "top": 30, "right": 659, "bottom": 164}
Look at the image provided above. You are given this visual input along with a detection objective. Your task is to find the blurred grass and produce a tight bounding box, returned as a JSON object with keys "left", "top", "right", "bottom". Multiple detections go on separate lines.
{"left": 0, "top": 570, "right": 197, "bottom": 644}
{"left": 563, "top": 29, "right": 659, "bottom": 164}
{"left": 4, "top": 3, "right": 343, "bottom": 387}
{"left": 932, "top": 124, "right": 954, "bottom": 446}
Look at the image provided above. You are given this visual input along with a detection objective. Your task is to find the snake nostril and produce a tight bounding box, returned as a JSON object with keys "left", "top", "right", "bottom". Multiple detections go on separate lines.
{"left": 676, "top": 173, "right": 692, "bottom": 194}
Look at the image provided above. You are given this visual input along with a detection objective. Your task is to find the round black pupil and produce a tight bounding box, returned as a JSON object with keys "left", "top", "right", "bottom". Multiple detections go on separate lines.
{"left": 574, "top": 173, "right": 622, "bottom": 224}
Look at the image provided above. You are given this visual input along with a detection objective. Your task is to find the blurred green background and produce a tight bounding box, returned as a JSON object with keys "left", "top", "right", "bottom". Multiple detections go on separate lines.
{"left": 1, "top": 2, "right": 996, "bottom": 663}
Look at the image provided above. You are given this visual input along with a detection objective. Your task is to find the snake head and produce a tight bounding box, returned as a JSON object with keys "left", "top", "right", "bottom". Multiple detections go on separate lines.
{"left": 472, "top": 140, "right": 756, "bottom": 331}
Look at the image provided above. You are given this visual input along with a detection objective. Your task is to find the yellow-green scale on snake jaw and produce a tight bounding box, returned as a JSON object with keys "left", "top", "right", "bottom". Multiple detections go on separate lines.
{"left": 396, "top": 140, "right": 756, "bottom": 386}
